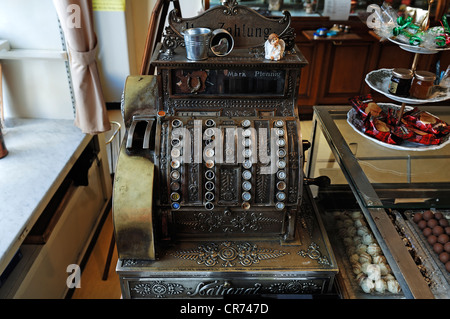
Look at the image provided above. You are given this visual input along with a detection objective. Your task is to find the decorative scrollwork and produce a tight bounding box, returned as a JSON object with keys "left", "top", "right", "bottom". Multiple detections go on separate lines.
{"left": 298, "top": 242, "right": 331, "bottom": 266}
{"left": 176, "top": 211, "right": 282, "bottom": 233}
{"left": 169, "top": 8, "right": 182, "bottom": 23}
{"left": 219, "top": 168, "right": 237, "bottom": 202}
{"left": 131, "top": 281, "right": 185, "bottom": 298}
{"left": 268, "top": 280, "right": 321, "bottom": 294}
{"left": 280, "top": 27, "right": 296, "bottom": 51}
{"left": 222, "top": 0, "right": 239, "bottom": 15}
{"left": 162, "top": 26, "right": 184, "bottom": 56}
{"left": 171, "top": 241, "right": 289, "bottom": 267}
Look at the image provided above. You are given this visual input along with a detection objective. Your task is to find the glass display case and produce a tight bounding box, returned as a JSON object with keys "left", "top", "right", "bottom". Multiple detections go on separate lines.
{"left": 306, "top": 104, "right": 450, "bottom": 298}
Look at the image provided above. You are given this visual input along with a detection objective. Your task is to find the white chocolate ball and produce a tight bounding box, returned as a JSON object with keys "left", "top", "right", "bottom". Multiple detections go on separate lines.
{"left": 374, "top": 279, "right": 387, "bottom": 293}
{"left": 354, "top": 218, "right": 366, "bottom": 228}
{"left": 343, "top": 219, "right": 353, "bottom": 227}
{"left": 379, "top": 262, "right": 391, "bottom": 276}
{"left": 356, "top": 244, "right": 368, "bottom": 254}
{"left": 373, "top": 255, "right": 387, "bottom": 264}
{"left": 357, "top": 226, "right": 370, "bottom": 237}
{"left": 359, "top": 252, "right": 372, "bottom": 264}
{"left": 353, "top": 236, "right": 362, "bottom": 246}
{"left": 383, "top": 274, "right": 395, "bottom": 282}
{"left": 387, "top": 280, "right": 401, "bottom": 294}
{"left": 361, "top": 262, "right": 371, "bottom": 274}
{"left": 355, "top": 273, "right": 366, "bottom": 285}
{"left": 367, "top": 243, "right": 381, "bottom": 256}
{"left": 352, "top": 262, "right": 363, "bottom": 275}
{"left": 351, "top": 211, "right": 362, "bottom": 220}
{"left": 366, "top": 264, "right": 381, "bottom": 281}
{"left": 360, "top": 278, "right": 375, "bottom": 293}
{"left": 349, "top": 253, "right": 360, "bottom": 264}
{"left": 362, "top": 233, "right": 375, "bottom": 245}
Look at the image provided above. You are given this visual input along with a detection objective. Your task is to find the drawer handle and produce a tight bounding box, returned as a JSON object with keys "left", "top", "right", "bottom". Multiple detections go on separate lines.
{"left": 332, "top": 41, "right": 342, "bottom": 46}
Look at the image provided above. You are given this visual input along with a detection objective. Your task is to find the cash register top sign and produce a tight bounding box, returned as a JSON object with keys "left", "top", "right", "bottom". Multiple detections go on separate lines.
{"left": 157, "top": 0, "right": 298, "bottom": 56}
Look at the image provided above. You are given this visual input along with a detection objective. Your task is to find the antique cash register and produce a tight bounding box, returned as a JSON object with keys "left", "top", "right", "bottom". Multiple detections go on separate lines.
{"left": 113, "top": 0, "right": 337, "bottom": 298}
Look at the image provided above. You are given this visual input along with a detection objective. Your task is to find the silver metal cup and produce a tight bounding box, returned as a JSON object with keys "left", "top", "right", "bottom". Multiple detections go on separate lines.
{"left": 183, "top": 28, "right": 211, "bottom": 61}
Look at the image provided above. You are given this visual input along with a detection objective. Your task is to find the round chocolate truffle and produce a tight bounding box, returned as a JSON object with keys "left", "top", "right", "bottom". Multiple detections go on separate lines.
{"left": 427, "top": 235, "right": 437, "bottom": 245}
{"left": 432, "top": 226, "right": 444, "bottom": 236}
{"left": 446, "top": 261, "right": 450, "bottom": 273}
{"left": 423, "top": 210, "right": 434, "bottom": 221}
{"left": 427, "top": 219, "right": 438, "bottom": 228}
{"left": 418, "top": 220, "right": 427, "bottom": 230}
{"left": 413, "top": 213, "right": 423, "bottom": 223}
{"left": 423, "top": 227, "right": 432, "bottom": 237}
{"left": 438, "top": 234, "right": 449, "bottom": 244}
{"left": 434, "top": 212, "right": 443, "bottom": 220}
{"left": 445, "top": 227, "right": 450, "bottom": 235}
{"left": 439, "top": 252, "right": 449, "bottom": 264}
{"left": 439, "top": 218, "right": 449, "bottom": 227}
{"left": 445, "top": 242, "right": 450, "bottom": 253}
{"left": 433, "top": 243, "right": 444, "bottom": 254}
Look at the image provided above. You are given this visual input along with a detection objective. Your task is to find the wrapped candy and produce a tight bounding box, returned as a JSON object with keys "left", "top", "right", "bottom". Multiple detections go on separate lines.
{"left": 389, "top": 123, "right": 415, "bottom": 140}
{"left": 385, "top": 107, "right": 444, "bottom": 145}
{"left": 363, "top": 117, "right": 399, "bottom": 145}
{"left": 350, "top": 94, "right": 449, "bottom": 146}
{"left": 366, "top": 2, "right": 450, "bottom": 49}
{"left": 405, "top": 126, "right": 442, "bottom": 145}
{"left": 401, "top": 108, "right": 450, "bottom": 135}
{"left": 349, "top": 94, "right": 386, "bottom": 119}
{"left": 366, "top": 2, "right": 399, "bottom": 40}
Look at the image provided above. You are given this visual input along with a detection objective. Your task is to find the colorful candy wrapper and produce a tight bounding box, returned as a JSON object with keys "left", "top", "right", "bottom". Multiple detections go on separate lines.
{"left": 363, "top": 117, "right": 398, "bottom": 145}
{"left": 349, "top": 94, "right": 386, "bottom": 120}
{"left": 406, "top": 126, "right": 442, "bottom": 145}
{"left": 402, "top": 108, "right": 450, "bottom": 135}
{"left": 389, "top": 122, "right": 415, "bottom": 140}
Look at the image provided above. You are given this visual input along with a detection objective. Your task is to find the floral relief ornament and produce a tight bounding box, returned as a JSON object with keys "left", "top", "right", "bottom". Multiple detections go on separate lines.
{"left": 171, "top": 241, "right": 289, "bottom": 267}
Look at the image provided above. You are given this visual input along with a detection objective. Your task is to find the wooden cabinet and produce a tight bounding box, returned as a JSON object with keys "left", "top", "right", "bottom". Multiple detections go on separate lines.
{"left": 297, "top": 30, "right": 376, "bottom": 117}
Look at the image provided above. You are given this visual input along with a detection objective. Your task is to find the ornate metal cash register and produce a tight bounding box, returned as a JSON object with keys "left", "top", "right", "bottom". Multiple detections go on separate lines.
{"left": 113, "top": 0, "right": 337, "bottom": 298}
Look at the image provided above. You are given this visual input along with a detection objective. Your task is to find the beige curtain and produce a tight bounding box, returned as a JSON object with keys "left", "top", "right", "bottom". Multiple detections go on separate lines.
{"left": 53, "top": 0, "right": 110, "bottom": 134}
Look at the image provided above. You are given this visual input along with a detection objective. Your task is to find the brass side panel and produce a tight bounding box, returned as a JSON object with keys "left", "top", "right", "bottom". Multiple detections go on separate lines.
{"left": 113, "top": 145, "right": 156, "bottom": 260}
{"left": 122, "top": 75, "right": 159, "bottom": 125}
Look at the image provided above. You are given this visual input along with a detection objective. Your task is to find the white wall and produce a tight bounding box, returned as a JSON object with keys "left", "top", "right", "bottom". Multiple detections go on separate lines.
{"left": 94, "top": 7, "right": 132, "bottom": 103}
{"left": 0, "top": 0, "right": 205, "bottom": 116}
{"left": 0, "top": 0, "right": 74, "bottom": 120}
{"left": 94, "top": 0, "right": 204, "bottom": 103}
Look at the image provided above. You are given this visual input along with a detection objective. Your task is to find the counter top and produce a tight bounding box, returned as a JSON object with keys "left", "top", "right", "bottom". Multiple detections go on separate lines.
{"left": 0, "top": 118, "right": 88, "bottom": 275}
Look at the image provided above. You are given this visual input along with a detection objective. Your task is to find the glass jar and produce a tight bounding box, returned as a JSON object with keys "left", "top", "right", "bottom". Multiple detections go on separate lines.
{"left": 409, "top": 70, "right": 436, "bottom": 99}
{"left": 388, "top": 68, "right": 413, "bottom": 97}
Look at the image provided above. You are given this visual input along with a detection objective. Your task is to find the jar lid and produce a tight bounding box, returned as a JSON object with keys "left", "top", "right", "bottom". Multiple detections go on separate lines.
{"left": 414, "top": 70, "right": 436, "bottom": 81}
{"left": 392, "top": 68, "right": 413, "bottom": 79}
